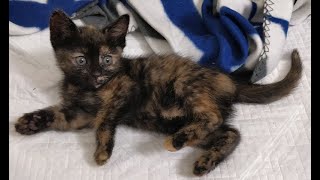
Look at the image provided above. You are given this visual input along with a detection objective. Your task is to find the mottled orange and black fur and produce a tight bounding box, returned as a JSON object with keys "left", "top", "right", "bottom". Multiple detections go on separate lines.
{"left": 15, "top": 10, "right": 302, "bottom": 176}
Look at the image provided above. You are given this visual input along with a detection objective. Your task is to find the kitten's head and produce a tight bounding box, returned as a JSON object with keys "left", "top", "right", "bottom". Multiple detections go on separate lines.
{"left": 49, "top": 10, "right": 129, "bottom": 89}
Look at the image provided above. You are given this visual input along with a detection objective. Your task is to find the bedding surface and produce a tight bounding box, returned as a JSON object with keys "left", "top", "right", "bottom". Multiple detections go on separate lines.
{"left": 9, "top": 17, "right": 310, "bottom": 180}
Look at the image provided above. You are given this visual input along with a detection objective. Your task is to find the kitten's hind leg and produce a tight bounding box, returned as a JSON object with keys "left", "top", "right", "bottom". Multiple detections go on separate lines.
{"left": 193, "top": 125, "right": 240, "bottom": 176}
{"left": 164, "top": 95, "right": 223, "bottom": 151}
{"left": 15, "top": 106, "right": 91, "bottom": 135}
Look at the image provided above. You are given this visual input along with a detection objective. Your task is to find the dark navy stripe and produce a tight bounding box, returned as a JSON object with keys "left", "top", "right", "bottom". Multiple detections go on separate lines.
{"left": 249, "top": 2, "right": 257, "bottom": 21}
{"left": 99, "top": 0, "right": 108, "bottom": 6}
{"left": 267, "top": 15, "right": 289, "bottom": 34}
{"left": 251, "top": 22, "right": 264, "bottom": 41}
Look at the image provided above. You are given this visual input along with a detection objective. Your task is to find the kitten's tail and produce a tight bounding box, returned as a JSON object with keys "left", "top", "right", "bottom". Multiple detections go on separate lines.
{"left": 234, "top": 49, "right": 302, "bottom": 104}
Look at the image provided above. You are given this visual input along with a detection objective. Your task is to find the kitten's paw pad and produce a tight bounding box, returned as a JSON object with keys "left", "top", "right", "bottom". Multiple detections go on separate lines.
{"left": 94, "top": 149, "right": 109, "bottom": 166}
{"left": 15, "top": 110, "right": 54, "bottom": 135}
{"left": 193, "top": 158, "right": 216, "bottom": 176}
{"left": 163, "top": 137, "right": 178, "bottom": 152}
{"left": 193, "top": 164, "right": 210, "bottom": 176}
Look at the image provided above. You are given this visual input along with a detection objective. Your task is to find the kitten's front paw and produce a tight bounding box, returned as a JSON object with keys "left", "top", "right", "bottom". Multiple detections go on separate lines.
{"left": 164, "top": 133, "right": 188, "bottom": 152}
{"left": 15, "top": 110, "right": 54, "bottom": 135}
{"left": 94, "top": 147, "right": 109, "bottom": 165}
{"left": 164, "top": 136, "right": 178, "bottom": 152}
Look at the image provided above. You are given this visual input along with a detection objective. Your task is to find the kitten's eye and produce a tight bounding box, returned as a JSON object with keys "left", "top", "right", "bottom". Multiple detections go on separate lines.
{"left": 76, "top": 56, "right": 87, "bottom": 66}
{"left": 102, "top": 55, "right": 112, "bottom": 65}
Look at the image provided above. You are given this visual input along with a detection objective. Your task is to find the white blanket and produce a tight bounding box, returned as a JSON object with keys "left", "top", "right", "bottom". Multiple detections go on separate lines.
{"left": 9, "top": 17, "right": 310, "bottom": 180}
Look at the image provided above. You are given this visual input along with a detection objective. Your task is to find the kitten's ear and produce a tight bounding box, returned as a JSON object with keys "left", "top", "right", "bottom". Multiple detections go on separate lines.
{"left": 49, "top": 10, "right": 79, "bottom": 49}
{"left": 104, "top": 14, "right": 129, "bottom": 48}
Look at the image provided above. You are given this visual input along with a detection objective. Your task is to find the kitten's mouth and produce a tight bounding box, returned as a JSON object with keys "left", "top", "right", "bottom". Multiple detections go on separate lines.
{"left": 93, "top": 76, "right": 108, "bottom": 88}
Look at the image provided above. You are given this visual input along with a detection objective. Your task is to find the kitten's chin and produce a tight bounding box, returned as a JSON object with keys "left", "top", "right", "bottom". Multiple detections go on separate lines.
{"left": 93, "top": 81, "right": 107, "bottom": 89}
{"left": 94, "top": 83, "right": 103, "bottom": 89}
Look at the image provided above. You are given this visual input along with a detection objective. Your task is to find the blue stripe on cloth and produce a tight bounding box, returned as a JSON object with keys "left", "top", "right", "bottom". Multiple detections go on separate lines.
{"left": 218, "top": 7, "right": 250, "bottom": 71}
{"left": 201, "top": 0, "right": 234, "bottom": 71}
{"left": 202, "top": 0, "right": 259, "bottom": 72}
{"left": 160, "top": 0, "right": 219, "bottom": 67}
{"left": 9, "top": 0, "right": 92, "bottom": 30}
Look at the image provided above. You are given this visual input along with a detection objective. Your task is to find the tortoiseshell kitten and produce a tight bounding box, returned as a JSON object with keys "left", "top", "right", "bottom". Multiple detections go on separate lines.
{"left": 15, "top": 10, "right": 302, "bottom": 176}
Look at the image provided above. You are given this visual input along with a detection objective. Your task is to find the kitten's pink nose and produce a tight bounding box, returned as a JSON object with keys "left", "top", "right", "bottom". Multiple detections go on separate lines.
{"left": 96, "top": 77, "right": 105, "bottom": 84}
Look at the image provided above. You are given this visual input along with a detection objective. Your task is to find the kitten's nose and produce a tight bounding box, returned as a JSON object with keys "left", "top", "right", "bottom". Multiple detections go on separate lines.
{"left": 96, "top": 77, "right": 105, "bottom": 84}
